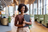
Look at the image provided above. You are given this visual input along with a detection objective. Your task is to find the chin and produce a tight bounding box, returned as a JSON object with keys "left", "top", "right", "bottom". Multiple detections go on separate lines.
{"left": 22, "top": 11, "right": 24, "bottom": 13}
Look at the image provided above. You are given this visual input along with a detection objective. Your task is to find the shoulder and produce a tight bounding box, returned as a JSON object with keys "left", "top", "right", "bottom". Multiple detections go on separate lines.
{"left": 16, "top": 14, "right": 19, "bottom": 17}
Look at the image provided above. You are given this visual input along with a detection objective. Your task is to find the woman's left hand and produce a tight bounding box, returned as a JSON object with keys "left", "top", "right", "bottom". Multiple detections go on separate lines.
{"left": 23, "top": 20, "right": 26, "bottom": 24}
{"left": 23, "top": 19, "right": 32, "bottom": 25}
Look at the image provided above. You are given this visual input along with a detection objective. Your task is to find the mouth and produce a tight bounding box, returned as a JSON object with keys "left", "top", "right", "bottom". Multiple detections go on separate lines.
{"left": 22, "top": 11, "right": 24, "bottom": 12}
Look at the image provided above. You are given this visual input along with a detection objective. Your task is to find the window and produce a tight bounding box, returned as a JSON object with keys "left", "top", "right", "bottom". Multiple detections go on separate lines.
{"left": 16, "top": 5, "right": 18, "bottom": 11}
{"left": 30, "top": 4, "right": 32, "bottom": 15}
{"left": 16, "top": 5, "right": 19, "bottom": 15}
{"left": 46, "top": 0, "right": 48, "bottom": 14}
{"left": 34, "top": 3, "right": 37, "bottom": 15}
{"left": 4, "top": 6, "right": 8, "bottom": 15}
{"left": 9, "top": 6, "right": 13, "bottom": 16}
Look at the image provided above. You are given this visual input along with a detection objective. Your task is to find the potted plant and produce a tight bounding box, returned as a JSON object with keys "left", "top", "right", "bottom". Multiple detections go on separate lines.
{"left": 8, "top": 16, "right": 11, "bottom": 26}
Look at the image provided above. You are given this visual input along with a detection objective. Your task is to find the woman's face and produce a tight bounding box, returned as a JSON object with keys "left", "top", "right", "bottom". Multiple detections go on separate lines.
{"left": 20, "top": 6, "right": 25, "bottom": 13}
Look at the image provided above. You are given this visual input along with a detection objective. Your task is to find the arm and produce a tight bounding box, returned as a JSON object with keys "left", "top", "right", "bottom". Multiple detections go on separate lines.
{"left": 14, "top": 15, "right": 23, "bottom": 27}
{"left": 24, "top": 18, "right": 32, "bottom": 25}
{"left": 15, "top": 24, "right": 23, "bottom": 27}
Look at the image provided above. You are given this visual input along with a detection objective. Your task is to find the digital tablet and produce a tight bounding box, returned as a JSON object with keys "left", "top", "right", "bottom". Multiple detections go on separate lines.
{"left": 24, "top": 15, "right": 30, "bottom": 22}
{"left": 24, "top": 15, "right": 30, "bottom": 27}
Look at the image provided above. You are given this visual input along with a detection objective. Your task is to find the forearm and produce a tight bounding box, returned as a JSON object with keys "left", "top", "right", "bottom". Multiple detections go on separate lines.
{"left": 15, "top": 24, "right": 23, "bottom": 27}
{"left": 25, "top": 22, "right": 32, "bottom": 25}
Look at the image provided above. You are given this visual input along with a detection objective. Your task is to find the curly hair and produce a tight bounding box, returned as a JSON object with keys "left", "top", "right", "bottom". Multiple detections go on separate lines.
{"left": 18, "top": 4, "right": 28, "bottom": 13}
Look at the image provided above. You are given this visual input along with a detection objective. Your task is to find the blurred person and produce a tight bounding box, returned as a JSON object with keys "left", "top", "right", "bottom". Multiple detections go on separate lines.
{"left": 14, "top": 4, "right": 32, "bottom": 32}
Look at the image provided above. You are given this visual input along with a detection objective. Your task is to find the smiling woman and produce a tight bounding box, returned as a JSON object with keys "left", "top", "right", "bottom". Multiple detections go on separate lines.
{"left": 15, "top": 4, "right": 32, "bottom": 32}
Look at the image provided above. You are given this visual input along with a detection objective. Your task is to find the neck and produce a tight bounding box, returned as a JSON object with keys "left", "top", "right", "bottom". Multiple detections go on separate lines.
{"left": 21, "top": 12, "right": 24, "bottom": 15}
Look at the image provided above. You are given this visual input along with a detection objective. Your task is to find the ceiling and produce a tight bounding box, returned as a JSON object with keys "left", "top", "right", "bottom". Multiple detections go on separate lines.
{"left": 34, "top": 0, "right": 37, "bottom": 3}
{"left": 0, "top": 0, "right": 12, "bottom": 7}
{"left": 0, "top": 0, "right": 35, "bottom": 7}
{"left": 17, "top": 0, "right": 35, "bottom": 4}
{"left": 34, "top": 0, "right": 41, "bottom": 3}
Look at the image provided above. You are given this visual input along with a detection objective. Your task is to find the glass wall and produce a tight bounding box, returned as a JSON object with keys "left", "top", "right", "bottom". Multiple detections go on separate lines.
{"left": 40, "top": 0, "right": 42, "bottom": 15}
{"left": 16, "top": 5, "right": 19, "bottom": 15}
{"left": 46, "top": 0, "right": 48, "bottom": 14}
{"left": 5, "top": 6, "right": 8, "bottom": 15}
{"left": 9, "top": 6, "right": 14, "bottom": 16}
{"left": 16, "top": 5, "right": 18, "bottom": 11}
{"left": 34, "top": 3, "right": 37, "bottom": 15}
{"left": 30, "top": 4, "right": 32, "bottom": 15}
{"left": 37, "top": 0, "right": 42, "bottom": 15}
{"left": 44, "top": 0, "right": 45, "bottom": 14}
{"left": 3, "top": 6, "right": 9, "bottom": 17}
{"left": 38, "top": 0, "right": 46, "bottom": 15}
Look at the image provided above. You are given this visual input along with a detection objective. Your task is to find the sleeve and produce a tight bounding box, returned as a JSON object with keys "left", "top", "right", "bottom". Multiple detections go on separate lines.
{"left": 14, "top": 15, "right": 18, "bottom": 26}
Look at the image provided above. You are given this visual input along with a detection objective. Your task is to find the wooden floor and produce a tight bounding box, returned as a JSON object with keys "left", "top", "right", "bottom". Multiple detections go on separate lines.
{"left": 7, "top": 17, "right": 48, "bottom": 32}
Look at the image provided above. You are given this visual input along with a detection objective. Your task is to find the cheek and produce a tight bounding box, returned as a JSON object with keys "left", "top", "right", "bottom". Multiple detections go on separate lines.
{"left": 22, "top": 8, "right": 25, "bottom": 11}
{"left": 23, "top": 7, "right": 25, "bottom": 11}
{"left": 20, "top": 9, "right": 22, "bottom": 11}
{"left": 21, "top": 9, "right": 25, "bottom": 11}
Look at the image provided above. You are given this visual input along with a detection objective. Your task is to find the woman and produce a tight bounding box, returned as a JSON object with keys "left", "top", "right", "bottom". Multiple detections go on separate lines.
{"left": 15, "top": 4, "right": 32, "bottom": 32}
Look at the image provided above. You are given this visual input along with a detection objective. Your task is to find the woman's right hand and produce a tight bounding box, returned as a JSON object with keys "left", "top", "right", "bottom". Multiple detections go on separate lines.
{"left": 23, "top": 20, "right": 26, "bottom": 26}
{"left": 23, "top": 23, "right": 25, "bottom": 26}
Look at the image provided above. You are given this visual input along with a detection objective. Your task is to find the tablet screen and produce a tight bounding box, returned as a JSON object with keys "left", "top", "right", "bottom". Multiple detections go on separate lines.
{"left": 24, "top": 15, "right": 30, "bottom": 22}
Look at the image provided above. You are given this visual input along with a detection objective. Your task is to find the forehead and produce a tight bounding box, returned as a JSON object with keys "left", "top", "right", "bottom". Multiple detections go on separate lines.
{"left": 22, "top": 6, "right": 25, "bottom": 8}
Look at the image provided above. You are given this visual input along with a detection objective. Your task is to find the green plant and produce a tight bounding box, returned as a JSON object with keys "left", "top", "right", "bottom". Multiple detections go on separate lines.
{"left": 29, "top": 24, "right": 32, "bottom": 29}
{"left": 45, "top": 14, "right": 47, "bottom": 15}
{"left": 8, "top": 16, "right": 11, "bottom": 23}
{"left": 2, "top": 14, "right": 5, "bottom": 16}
